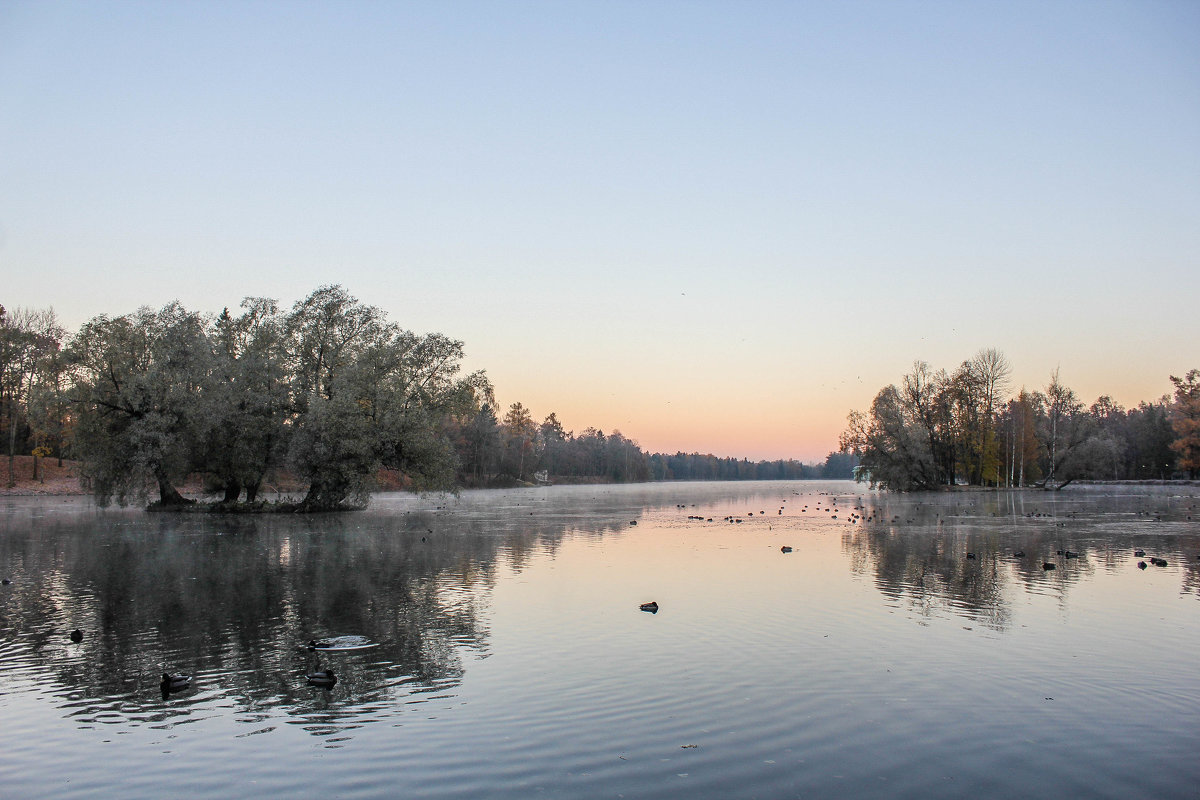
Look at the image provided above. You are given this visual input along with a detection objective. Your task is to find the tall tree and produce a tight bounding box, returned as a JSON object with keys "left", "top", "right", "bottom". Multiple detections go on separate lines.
{"left": 840, "top": 383, "right": 941, "bottom": 491}
{"left": 459, "top": 402, "right": 500, "bottom": 483}
{"left": 1039, "top": 369, "right": 1089, "bottom": 487}
{"left": 68, "top": 303, "right": 212, "bottom": 505}
{"left": 285, "top": 297, "right": 482, "bottom": 509}
{"left": 1169, "top": 369, "right": 1200, "bottom": 479}
{"left": 901, "top": 361, "right": 954, "bottom": 485}
{"left": 27, "top": 340, "right": 72, "bottom": 468}
{"left": 200, "top": 299, "right": 290, "bottom": 502}
{"left": 970, "top": 348, "right": 1010, "bottom": 485}
{"left": 282, "top": 286, "right": 388, "bottom": 508}
{"left": 1086, "top": 396, "right": 1128, "bottom": 480}
{"left": 1007, "top": 389, "right": 1043, "bottom": 486}
{"left": 538, "top": 412, "right": 569, "bottom": 477}
{"left": 501, "top": 402, "right": 538, "bottom": 480}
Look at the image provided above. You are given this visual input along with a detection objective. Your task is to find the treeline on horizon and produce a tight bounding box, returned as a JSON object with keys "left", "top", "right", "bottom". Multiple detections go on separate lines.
{"left": 464, "top": 402, "right": 853, "bottom": 486}
{"left": 840, "top": 348, "right": 1200, "bottom": 491}
{"left": 0, "top": 288, "right": 851, "bottom": 510}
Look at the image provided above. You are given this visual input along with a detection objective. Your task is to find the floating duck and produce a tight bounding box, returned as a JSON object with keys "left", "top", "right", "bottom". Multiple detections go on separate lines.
{"left": 1150, "top": 557, "right": 1168, "bottom": 567}
{"left": 639, "top": 601, "right": 659, "bottom": 613}
{"left": 1013, "top": 551, "right": 1026, "bottom": 558}
{"left": 306, "top": 635, "right": 376, "bottom": 651}
{"left": 160, "top": 673, "right": 191, "bottom": 693}
{"left": 1137, "top": 561, "right": 1147, "bottom": 570}
{"left": 780, "top": 546, "right": 793, "bottom": 553}
{"left": 1042, "top": 562, "right": 1056, "bottom": 571}
{"left": 69, "top": 629, "right": 84, "bottom": 643}
{"left": 1134, "top": 549, "right": 1145, "bottom": 557}
{"left": 966, "top": 552, "right": 976, "bottom": 560}
{"left": 306, "top": 669, "right": 337, "bottom": 688}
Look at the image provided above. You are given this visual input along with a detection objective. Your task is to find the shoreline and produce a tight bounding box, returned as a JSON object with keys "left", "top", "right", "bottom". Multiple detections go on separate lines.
{"left": 3, "top": 455, "right": 1195, "bottom": 499}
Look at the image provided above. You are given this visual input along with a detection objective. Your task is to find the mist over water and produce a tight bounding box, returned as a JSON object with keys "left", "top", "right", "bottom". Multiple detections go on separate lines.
{"left": 2, "top": 482, "right": 1198, "bottom": 799}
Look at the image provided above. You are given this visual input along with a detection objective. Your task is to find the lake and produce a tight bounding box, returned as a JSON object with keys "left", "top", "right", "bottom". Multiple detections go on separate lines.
{"left": 1, "top": 480, "right": 1198, "bottom": 799}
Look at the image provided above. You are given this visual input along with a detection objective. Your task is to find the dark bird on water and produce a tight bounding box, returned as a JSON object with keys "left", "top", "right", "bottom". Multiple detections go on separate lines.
{"left": 780, "top": 546, "right": 793, "bottom": 553}
{"left": 69, "top": 629, "right": 84, "bottom": 643}
{"left": 1042, "top": 562, "right": 1056, "bottom": 571}
{"left": 639, "top": 601, "right": 659, "bottom": 613}
{"left": 160, "top": 673, "right": 191, "bottom": 693}
{"left": 306, "top": 669, "right": 337, "bottom": 688}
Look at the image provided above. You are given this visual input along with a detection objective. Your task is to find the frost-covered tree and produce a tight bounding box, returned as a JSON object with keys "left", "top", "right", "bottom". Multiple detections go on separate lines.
{"left": 283, "top": 287, "right": 485, "bottom": 509}
{"left": 68, "top": 303, "right": 212, "bottom": 505}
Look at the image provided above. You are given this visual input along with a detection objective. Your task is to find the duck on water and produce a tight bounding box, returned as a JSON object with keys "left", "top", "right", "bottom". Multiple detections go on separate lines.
{"left": 306, "top": 670, "right": 337, "bottom": 688}
{"left": 161, "top": 673, "right": 191, "bottom": 696}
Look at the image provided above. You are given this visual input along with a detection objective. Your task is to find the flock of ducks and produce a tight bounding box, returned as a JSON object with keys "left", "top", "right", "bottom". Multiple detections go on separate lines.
{"left": 659, "top": 495, "right": 1193, "bottom": 574}
{"left": 54, "top": 628, "right": 342, "bottom": 698}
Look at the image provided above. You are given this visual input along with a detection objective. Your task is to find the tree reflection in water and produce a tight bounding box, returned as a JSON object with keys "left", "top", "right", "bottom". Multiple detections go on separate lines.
{"left": 0, "top": 500, "right": 618, "bottom": 736}
{"left": 2, "top": 483, "right": 1197, "bottom": 745}
{"left": 842, "top": 486, "right": 1200, "bottom": 630}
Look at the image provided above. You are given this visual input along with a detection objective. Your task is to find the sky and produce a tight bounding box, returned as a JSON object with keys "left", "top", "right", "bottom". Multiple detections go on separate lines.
{"left": 1, "top": 1, "right": 1197, "bottom": 462}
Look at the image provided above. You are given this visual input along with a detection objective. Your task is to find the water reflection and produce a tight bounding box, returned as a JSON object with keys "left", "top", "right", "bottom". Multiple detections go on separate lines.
{"left": 3, "top": 483, "right": 1200, "bottom": 800}
{"left": 2, "top": 483, "right": 1198, "bottom": 747}
{"left": 0, "top": 495, "right": 634, "bottom": 741}
{"left": 840, "top": 486, "right": 1200, "bottom": 631}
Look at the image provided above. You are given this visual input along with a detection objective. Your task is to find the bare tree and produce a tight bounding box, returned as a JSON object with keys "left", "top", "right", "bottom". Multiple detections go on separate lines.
{"left": 970, "top": 348, "right": 1010, "bottom": 484}
{"left": 1040, "top": 368, "right": 1085, "bottom": 488}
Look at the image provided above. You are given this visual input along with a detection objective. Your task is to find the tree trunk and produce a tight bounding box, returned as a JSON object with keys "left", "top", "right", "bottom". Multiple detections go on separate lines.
{"left": 6, "top": 402, "right": 15, "bottom": 487}
{"left": 245, "top": 480, "right": 260, "bottom": 503}
{"left": 299, "top": 479, "right": 349, "bottom": 511}
{"left": 1049, "top": 413, "right": 1059, "bottom": 482}
{"left": 222, "top": 480, "right": 242, "bottom": 503}
{"left": 299, "top": 481, "right": 322, "bottom": 510}
{"left": 1017, "top": 422, "right": 1024, "bottom": 487}
{"left": 156, "top": 476, "right": 190, "bottom": 506}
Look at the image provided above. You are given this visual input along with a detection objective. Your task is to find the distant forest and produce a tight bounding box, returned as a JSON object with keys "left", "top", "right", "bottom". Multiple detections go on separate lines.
{"left": 840, "top": 349, "right": 1200, "bottom": 491}
{"left": 0, "top": 288, "right": 851, "bottom": 510}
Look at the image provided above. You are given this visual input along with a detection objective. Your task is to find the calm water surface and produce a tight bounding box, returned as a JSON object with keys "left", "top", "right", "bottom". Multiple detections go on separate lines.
{"left": 1, "top": 481, "right": 1198, "bottom": 799}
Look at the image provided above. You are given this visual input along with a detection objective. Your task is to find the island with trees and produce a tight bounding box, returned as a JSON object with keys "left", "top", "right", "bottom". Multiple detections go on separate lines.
{"left": 0, "top": 288, "right": 851, "bottom": 510}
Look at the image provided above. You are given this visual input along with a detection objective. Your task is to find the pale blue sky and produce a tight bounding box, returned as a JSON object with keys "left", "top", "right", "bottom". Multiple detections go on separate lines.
{"left": 2, "top": 1, "right": 1197, "bottom": 460}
